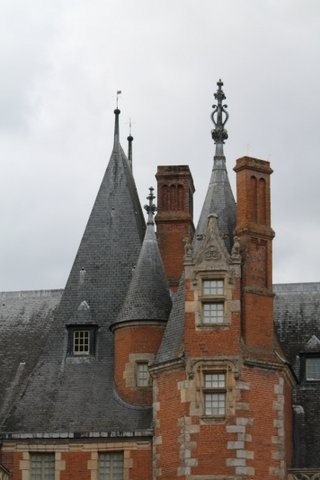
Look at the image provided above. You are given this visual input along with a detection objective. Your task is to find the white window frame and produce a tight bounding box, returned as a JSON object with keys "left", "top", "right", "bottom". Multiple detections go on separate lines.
{"left": 73, "top": 329, "right": 90, "bottom": 355}
{"left": 98, "top": 452, "right": 124, "bottom": 480}
{"left": 136, "top": 361, "right": 150, "bottom": 387}
{"left": 30, "top": 453, "right": 55, "bottom": 480}
{"left": 203, "top": 372, "right": 226, "bottom": 417}
{"left": 200, "top": 278, "right": 226, "bottom": 325}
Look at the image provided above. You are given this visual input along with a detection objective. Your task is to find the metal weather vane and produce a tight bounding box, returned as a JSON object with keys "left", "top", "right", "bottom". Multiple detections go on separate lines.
{"left": 116, "top": 90, "right": 122, "bottom": 109}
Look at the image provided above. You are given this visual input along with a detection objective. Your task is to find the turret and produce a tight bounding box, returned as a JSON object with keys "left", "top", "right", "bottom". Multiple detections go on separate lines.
{"left": 111, "top": 188, "right": 171, "bottom": 405}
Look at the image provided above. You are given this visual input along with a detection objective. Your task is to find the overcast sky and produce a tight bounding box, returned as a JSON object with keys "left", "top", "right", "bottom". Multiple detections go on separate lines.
{"left": 1, "top": 0, "right": 319, "bottom": 291}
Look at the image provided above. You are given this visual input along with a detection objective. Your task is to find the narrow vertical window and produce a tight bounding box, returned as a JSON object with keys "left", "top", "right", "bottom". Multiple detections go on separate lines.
{"left": 99, "top": 452, "right": 124, "bottom": 480}
{"left": 136, "top": 362, "right": 150, "bottom": 387}
{"left": 73, "top": 330, "right": 90, "bottom": 355}
{"left": 203, "top": 372, "right": 226, "bottom": 416}
{"left": 30, "top": 453, "right": 55, "bottom": 480}
{"left": 201, "top": 279, "right": 225, "bottom": 324}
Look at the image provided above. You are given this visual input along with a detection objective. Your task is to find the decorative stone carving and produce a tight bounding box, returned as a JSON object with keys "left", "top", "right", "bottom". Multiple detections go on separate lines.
{"left": 184, "top": 237, "right": 193, "bottom": 262}
{"left": 194, "top": 214, "right": 230, "bottom": 270}
{"left": 204, "top": 244, "right": 221, "bottom": 261}
{"left": 231, "top": 236, "right": 241, "bottom": 259}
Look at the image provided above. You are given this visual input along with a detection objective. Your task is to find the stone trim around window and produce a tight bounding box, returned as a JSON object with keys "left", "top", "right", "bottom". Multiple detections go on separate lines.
{"left": 197, "top": 276, "right": 230, "bottom": 327}
{"left": 188, "top": 360, "right": 237, "bottom": 422}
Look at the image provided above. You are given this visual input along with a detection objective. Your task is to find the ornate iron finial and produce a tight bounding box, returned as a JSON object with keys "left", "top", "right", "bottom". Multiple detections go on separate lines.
{"left": 144, "top": 187, "right": 157, "bottom": 225}
{"left": 211, "top": 79, "right": 229, "bottom": 149}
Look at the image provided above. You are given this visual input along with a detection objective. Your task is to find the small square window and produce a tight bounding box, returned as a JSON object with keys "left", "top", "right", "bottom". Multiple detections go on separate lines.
{"left": 204, "top": 392, "right": 226, "bottom": 416}
{"left": 203, "top": 302, "right": 224, "bottom": 324}
{"left": 136, "top": 362, "right": 150, "bottom": 387}
{"left": 306, "top": 357, "right": 320, "bottom": 381}
{"left": 73, "top": 330, "right": 90, "bottom": 355}
{"left": 203, "top": 372, "right": 226, "bottom": 417}
{"left": 203, "top": 279, "right": 224, "bottom": 295}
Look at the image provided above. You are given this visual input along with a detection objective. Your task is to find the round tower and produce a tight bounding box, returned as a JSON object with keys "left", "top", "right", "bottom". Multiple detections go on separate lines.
{"left": 110, "top": 188, "right": 172, "bottom": 406}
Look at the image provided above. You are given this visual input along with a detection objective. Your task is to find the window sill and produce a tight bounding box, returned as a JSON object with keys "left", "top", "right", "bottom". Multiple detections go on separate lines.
{"left": 65, "top": 355, "right": 95, "bottom": 364}
{"left": 200, "top": 415, "right": 226, "bottom": 424}
{"left": 197, "top": 322, "right": 230, "bottom": 329}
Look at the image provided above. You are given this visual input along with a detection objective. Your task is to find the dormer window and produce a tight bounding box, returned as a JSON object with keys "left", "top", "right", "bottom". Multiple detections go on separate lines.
{"left": 73, "top": 330, "right": 90, "bottom": 355}
{"left": 67, "top": 326, "right": 97, "bottom": 356}
{"left": 305, "top": 357, "right": 320, "bottom": 381}
{"left": 66, "top": 301, "right": 98, "bottom": 357}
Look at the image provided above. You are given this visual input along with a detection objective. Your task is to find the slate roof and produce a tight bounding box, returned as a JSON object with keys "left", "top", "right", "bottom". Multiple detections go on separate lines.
{"left": 0, "top": 110, "right": 152, "bottom": 437}
{"left": 274, "top": 282, "right": 320, "bottom": 366}
{"left": 274, "top": 282, "right": 320, "bottom": 469}
{"left": 194, "top": 155, "right": 236, "bottom": 253}
{"left": 154, "top": 275, "right": 185, "bottom": 365}
{"left": 114, "top": 220, "right": 172, "bottom": 326}
{"left": 0, "top": 290, "right": 62, "bottom": 425}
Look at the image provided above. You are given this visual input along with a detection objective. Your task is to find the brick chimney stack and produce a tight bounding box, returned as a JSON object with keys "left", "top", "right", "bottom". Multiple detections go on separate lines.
{"left": 234, "top": 156, "right": 275, "bottom": 350}
{"left": 155, "top": 165, "right": 195, "bottom": 292}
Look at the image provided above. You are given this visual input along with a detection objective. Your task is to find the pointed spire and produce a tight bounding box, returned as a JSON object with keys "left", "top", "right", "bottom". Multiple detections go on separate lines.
{"left": 127, "top": 118, "right": 133, "bottom": 171}
{"left": 144, "top": 187, "right": 157, "bottom": 225}
{"left": 113, "top": 90, "right": 122, "bottom": 146}
{"left": 112, "top": 187, "right": 171, "bottom": 327}
{"left": 194, "top": 80, "right": 236, "bottom": 252}
{"left": 211, "top": 79, "right": 229, "bottom": 158}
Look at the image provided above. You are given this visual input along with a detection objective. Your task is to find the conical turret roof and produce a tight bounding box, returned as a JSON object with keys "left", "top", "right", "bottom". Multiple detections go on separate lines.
{"left": 114, "top": 188, "right": 172, "bottom": 326}
{"left": 1, "top": 109, "right": 152, "bottom": 436}
{"left": 195, "top": 80, "right": 236, "bottom": 252}
{"left": 56, "top": 108, "right": 146, "bottom": 324}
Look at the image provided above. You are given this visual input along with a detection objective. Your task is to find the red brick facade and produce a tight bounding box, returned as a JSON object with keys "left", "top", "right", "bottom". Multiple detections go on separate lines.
{"left": 1, "top": 157, "right": 294, "bottom": 479}
{"left": 150, "top": 156, "right": 294, "bottom": 479}
{"left": 113, "top": 324, "right": 166, "bottom": 405}
{"left": 156, "top": 165, "right": 195, "bottom": 292}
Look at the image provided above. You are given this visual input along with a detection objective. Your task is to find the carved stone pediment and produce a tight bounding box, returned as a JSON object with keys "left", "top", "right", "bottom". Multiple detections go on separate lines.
{"left": 194, "top": 214, "right": 231, "bottom": 270}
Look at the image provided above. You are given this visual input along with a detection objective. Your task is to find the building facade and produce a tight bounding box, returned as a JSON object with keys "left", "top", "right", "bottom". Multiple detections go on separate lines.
{"left": 0, "top": 81, "right": 319, "bottom": 480}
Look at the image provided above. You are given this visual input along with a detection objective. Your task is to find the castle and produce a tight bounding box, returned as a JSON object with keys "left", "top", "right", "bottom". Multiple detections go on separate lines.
{"left": 1, "top": 81, "right": 320, "bottom": 480}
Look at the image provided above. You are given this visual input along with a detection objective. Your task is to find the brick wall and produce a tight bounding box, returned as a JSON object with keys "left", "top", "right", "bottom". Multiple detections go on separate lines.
{"left": 156, "top": 165, "right": 194, "bottom": 291}
{"left": 1, "top": 440, "right": 152, "bottom": 480}
{"left": 114, "top": 324, "right": 165, "bottom": 405}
